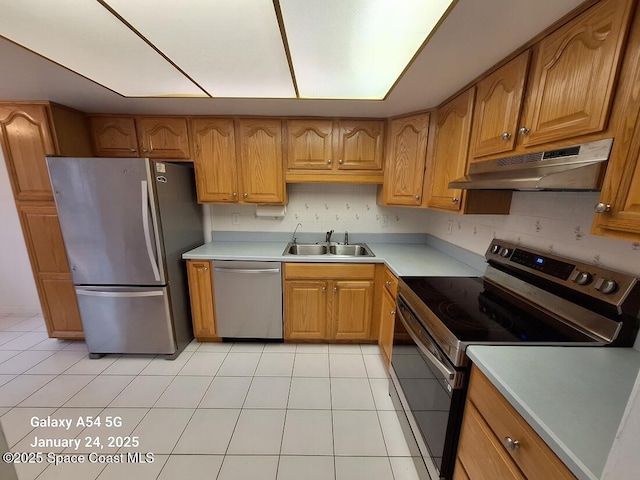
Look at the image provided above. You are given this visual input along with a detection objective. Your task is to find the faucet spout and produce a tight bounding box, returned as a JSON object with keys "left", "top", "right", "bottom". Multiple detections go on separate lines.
{"left": 292, "top": 223, "right": 302, "bottom": 244}
{"left": 325, "top": 230, "right": 334, "bottom": 243}
{"left": 344, "top": 231, "right": 349, "bottom": 245}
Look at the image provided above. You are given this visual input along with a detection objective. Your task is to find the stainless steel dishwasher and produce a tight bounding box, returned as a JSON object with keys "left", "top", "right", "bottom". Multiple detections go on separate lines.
{"left": 212, "top": 260, "right": 283, "bottom": 339}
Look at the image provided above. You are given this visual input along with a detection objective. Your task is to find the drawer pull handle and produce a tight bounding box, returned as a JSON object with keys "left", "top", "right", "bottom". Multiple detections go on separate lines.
{"left": 503, "top": 437, "right": 520, "bottom": 451}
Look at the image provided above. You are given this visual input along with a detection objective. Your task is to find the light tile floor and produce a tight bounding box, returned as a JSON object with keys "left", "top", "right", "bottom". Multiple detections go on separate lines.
{"left": 0, "top": 313, "right": 429, "bottom": 480}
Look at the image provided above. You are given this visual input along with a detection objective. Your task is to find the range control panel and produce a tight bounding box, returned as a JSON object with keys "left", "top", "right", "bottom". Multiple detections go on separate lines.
{"left": 486, "top": 240, "right": 638, "bottom": 306}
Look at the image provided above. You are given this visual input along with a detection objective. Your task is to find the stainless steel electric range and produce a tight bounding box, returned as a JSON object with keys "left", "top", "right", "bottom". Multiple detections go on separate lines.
{"left": 389, "top": 239, "right": 640, "bottom": 480}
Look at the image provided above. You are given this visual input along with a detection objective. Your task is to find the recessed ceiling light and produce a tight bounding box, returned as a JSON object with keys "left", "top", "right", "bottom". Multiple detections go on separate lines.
{"left": 279, "top": 0, "right": 455, "bottom": 99}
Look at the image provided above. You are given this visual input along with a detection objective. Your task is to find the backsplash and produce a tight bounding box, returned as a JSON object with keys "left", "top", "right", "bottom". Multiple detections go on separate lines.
{"left": 426, "top": 191, "right": 640, "bottom": 277}
{"left": 210, "top": 188, "right": 640, "bottom": 276}
{"left": 208, "top": 184, "right": 430, "bottom": 237}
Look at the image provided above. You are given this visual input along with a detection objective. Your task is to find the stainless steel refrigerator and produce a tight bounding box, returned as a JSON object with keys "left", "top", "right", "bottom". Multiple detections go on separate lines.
{"left": 47, "top": 157, "right": 203, "bottom": 358}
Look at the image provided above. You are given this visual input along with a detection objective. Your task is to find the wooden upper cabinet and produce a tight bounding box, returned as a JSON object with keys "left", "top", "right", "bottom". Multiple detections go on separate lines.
{"left": 286, "top": 119, "right": 333, "bottom": 170}
{"left": 136, "top": 117, "right": 190, "bottom": 159}
{"left": 0, "top": 104, "right": 56, "bottom": 201}
{"left": 237, "top": 118, "right": 285, "bottom": 204}
{"left": 285, "top": 118, "right": 385, "bottom": 183}
{"left": 191, "top": 118, "right": 239, "bottom": 203}
{"left": 336, "top": 120, "right": 384, "bottom": 170}
{"left": 89, "top": 117, "right": 138, "bottom": 157}
{"left": 519, "top": 0, "right": 634, "bottom": 147}
{"left": 425, "top": 88, "right": 475, "bottom": 212}
{"left": 90, "top": 116, "right": 191, "bottom": 159}
{"left": 381, "top": 113, "right": 429, "bottom": 206}
{"left": 470, "top": 51, "right": 530, "bottom": 160}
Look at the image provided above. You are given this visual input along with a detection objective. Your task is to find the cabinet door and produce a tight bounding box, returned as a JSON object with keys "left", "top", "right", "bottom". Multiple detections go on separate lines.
{"left": 39, "top": 276, "right": 83, "bottom": 337}
{"left": 382, "top": 113, "right": 429, "bottom": 205}
{"left": 186, "top": 261, "right": 216, "bottom": 338}
{"left": 191, "top": 118, "right": 239, "bottom": 202}
{"left": 425, "top": 88, "right": 475, "bottom": 211}
{"left": 0, "top": 104, "right": 56, "bottom": 201}
{"left": 332, "top": 280, "right": 373, "bottom": 340}
{"left": 89, "top": 117, "right": 139, "bottom": 157}
{"left": 237, "top": 118, "right": 285, "bottom": 204}
{"left": 284, "top": 280, "right": 328, "bottom": 340}
{"left": 286, "top": 119, "right": 333, "bottom": 170}
{"left": 18, "top": 204, "right": 70, "bottom": 274}
{"left": 378, "top": 288, "right": 396, "bottom": 367}
{"left": 136, "top": 117, "right": 190, "bottom": 159}
{"left": 470, "top": 51, "right": 530, "bottom": 160}
{"left": 456, "top": 402, "right": 526, "bottom": 480}
{"left": 520, "top": 0, "right": 633, "bottom": 147}
{"left": 337, "top": 120, "right": 384, "bottom": 170}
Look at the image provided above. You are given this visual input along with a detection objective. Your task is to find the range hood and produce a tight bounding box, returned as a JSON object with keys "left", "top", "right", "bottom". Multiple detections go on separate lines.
{"left": 449, "top": 138, "right": 613, "bottom": 191}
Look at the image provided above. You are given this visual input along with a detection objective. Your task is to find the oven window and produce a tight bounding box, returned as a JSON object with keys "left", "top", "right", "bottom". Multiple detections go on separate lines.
{"left": 392, "top": 337, "right": 452, "bottom": 472}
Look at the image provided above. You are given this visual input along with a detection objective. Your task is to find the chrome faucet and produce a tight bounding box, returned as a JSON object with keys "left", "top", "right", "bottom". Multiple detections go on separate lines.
{"left": 344, "top": 231, "right": 349, "bottom": 245}
{"left": 325, "top": 230, "right": 334, "bottom": 243}
{"left": 292, "top": 223, "right": 302, "bottom": 244}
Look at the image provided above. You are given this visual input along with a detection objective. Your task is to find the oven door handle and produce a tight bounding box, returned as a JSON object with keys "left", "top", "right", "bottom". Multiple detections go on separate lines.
{"left": 397, "top": 302, "right": 456, "bottom": 383}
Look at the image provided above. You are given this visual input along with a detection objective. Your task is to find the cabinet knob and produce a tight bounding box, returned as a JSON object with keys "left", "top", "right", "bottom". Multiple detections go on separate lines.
{"left": 232, "top": 192, "right": 237, "bottom": 197}
{"left": 327, "top": 159, "right": 333, "bottom": 165}
{"left": 130, "top": 148, "right": 136, "bottom": 153}
{"left": 204, "top": 267, "right": 208, "bottom": 272}
{"left": 415, "top": 195, "right": 420, "bottom": 200}
{"left": 501, "top": 132, "right": 512, "bottom": 140}
{"left": 503, "top": 437, "right": 520, "bottom": 451}
{"left": 338, "top": 159, "right": 344, "bottom": 164}
{"left": 322, "top": 286, "right": 327, "bottom": 291}
{"left": 452, "top": 197, "right": 459, "bottom": 203}
{"left": 390, "top": 310, "right": 396, "bottom": 315}
{"left": 385, "top": 281, "right": 392, "bottom": 286}
{"left": 243, "top": 193, "right": 248, "bottom": 198}
{"left": 594, "top": 202, "right": 611, "bottom": 213}
{"left": 142, "top": 148, "right": 148, "bottom": 153}
{"left": 333, "top": 287, "right": 338, "bottom": 293}
{"left": 518, "top": 127, "right": 530, "bottom": 136}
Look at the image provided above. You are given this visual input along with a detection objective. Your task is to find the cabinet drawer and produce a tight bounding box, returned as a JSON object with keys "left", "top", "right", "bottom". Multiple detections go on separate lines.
{"left": 468, "top": 366, "right": 576, "bottom": 480}
{"left": 383, "top": 268, "right": 398, "bottom": 298}
{"left": 284, "top": 263, "right": 375, "bottom": 280}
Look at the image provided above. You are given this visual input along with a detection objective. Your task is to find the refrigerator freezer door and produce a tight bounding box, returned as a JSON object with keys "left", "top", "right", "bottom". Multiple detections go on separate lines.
{"left": 75, "top": 286, "right": 175, "bottom": 355}
{"left": 47, "top": 157, "right": 165, "bottom": 286}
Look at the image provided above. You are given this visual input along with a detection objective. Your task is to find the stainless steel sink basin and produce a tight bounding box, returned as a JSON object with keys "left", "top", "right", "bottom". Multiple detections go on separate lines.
{"left": 283, "top": 242, "right": 374, "bottom": 257}
{"left": 329, "top": 244, "right": 372, "bottom": 256}
{"left": 285, "top": 244, "right": 328, "bottom": 255}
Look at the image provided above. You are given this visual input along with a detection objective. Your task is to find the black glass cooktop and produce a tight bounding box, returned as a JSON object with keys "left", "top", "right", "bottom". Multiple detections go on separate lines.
{"left": 401, "top": 276, "right": 596, "bottom": 343}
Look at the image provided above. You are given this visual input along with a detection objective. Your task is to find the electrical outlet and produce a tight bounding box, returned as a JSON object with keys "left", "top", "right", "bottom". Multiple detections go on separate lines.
{"left": 447, "top": 219, "right": 453, "bottom": 235}
{"left": 232, "top": 213, "right": 240, "bottom": 225}
{"left": 381, "top": 214, "right": 389, "bottom": 227}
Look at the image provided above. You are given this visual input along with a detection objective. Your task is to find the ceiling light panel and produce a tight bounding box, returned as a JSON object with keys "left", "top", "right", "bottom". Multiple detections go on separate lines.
{"left": 105, "top": 0, "right": 296, "bottom": 98}
{"left": 280, "top": 0, "right": 454, "bottom": 99}
{"left": 0, "top": 0, "right": 207, "bottom": 97}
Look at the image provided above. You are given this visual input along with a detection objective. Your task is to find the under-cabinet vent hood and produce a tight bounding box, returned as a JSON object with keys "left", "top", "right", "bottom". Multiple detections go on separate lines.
{"left": 449, "top": 138, "right": 613, "bottom": 191}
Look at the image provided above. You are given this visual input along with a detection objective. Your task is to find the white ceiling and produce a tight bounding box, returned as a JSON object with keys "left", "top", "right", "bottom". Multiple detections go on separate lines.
{"left": 0, "top": 0, "right": 586, "bottom": 117}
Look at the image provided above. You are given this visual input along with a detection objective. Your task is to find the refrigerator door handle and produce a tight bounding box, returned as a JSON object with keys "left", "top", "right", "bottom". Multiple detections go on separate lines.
{"left": 76, "top": 289, "right": 164, "bottom": 298}
{"left": 141, "top": 180, "right": 161, "bottom": 282}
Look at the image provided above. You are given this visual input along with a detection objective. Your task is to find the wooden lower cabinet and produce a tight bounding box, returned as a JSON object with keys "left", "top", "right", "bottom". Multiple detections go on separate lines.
{"left": 186, "top": 260, "right": 218, "bottom": 340}
{"left": 283, "top": 263, "right": 375, "bottom": 342}
{"left": 378, "top": 288, "right": 396, "bottom": 366}
{"left": 38, "top": 276, "right": 83, "bottom": 338}
{"left": 455, "top": 365, "right": 576, "bottom": 480}
{"left": 284, "top": 280, "right": 328, "bottom": 340}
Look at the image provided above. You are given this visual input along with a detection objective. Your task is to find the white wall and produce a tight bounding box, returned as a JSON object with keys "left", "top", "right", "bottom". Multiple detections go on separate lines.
{"left": 209, "top": 183, "right": 431, "bottom": 236}
{"left": 0, "top": 150, "right": 41, "bottom": 315}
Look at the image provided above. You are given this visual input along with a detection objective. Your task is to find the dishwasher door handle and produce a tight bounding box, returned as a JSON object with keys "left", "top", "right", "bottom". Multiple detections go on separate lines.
{"left": 213, "top": 267, "right": 280, "bottom": 274}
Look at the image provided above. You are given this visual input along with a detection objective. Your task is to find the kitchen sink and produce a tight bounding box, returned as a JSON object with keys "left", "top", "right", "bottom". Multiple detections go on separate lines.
{"left": 283, "top": 242, "right": 374, "bottom": 257}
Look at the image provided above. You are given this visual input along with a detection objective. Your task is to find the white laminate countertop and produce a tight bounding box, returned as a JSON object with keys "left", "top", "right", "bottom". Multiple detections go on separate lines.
{"left": 182, "top": 241, "right": 483, "bottom": 277}
{"left": 466, "top": 345, "right": 640, "bottom": 480}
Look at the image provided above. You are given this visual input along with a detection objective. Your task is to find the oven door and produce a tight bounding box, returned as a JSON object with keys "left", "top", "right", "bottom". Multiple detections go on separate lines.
{"left": 390, "top": 295, "right": 467, "bottom": 480}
